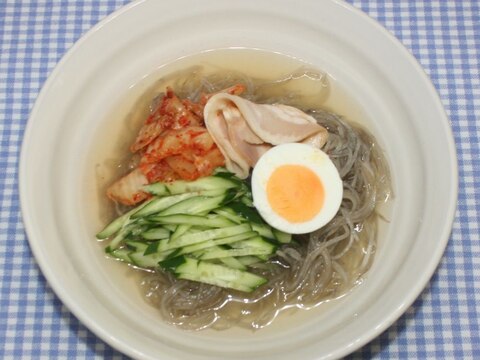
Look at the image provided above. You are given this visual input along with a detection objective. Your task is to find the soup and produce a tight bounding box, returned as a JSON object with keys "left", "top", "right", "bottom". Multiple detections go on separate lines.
{"left": 94, "top": 49, "right": 391, "bottom": 330}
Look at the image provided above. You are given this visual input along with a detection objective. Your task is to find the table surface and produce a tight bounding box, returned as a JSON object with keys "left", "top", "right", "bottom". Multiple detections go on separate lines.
{"left": 1, "top": 0, "right": 478, "bottom": 359}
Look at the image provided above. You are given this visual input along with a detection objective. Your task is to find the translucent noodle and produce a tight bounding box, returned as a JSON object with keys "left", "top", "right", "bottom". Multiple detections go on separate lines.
{"left": 136, "top": 68, "right": 391, "bottom": 330}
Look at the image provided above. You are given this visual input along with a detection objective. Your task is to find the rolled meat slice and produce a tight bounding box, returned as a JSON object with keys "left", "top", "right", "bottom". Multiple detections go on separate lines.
{"left": 204, "top": 93, "right": 328, "bottom": 178}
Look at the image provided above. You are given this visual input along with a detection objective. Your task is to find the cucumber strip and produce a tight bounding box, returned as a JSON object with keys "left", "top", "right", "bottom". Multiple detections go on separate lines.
{"left": 143, "top": 175, "right": 240, "bottom": 196}
{"left": 229, "top": 236, "right": 277, "bottom": 252}
{"left": 141, "top": 227, "right": 171, "bottom": 240}
{"left": 96, "top": 212, "right": 132, "bottom": 240}
{"left": 240, "top": 195, "right": 254, "bottom": 207}
{"left": 142, "top": 182, "right": 169, "bottom": 196}
{"left": 256, "top": 254, "right": 269, "bottom": 261}
{"left": 236, "top": 256, "right": 263, "bottom": 267}
{"left": 179, "top": 268, "right": 266, "bottom": 292}
{"left": 197, "top": 188, "right": 236, "bottom": 197}
{"left": 148, "top": 214, "right": 235, "bottom": 228}
{"left": 165, "top": 175, "right": 240, "bottom": 193}
{"left": 213, "top": 208, "right": 245, "bottom": 224}
{"left": 187, "top": 226, "right": 210, "bottom": 232}
{"left": 251, "top": 223, "right": 276, "bottom": 240}
{"left": 132, "top": 192, "right": 198, "bottom": 218}
{"left": 212, "top": 168, "right": 237, "bottom": 177}
{"left": 170, "top": 224, "right": 191, "bottom": 241}
{"left": 219, "top": 256, "right": 247, "bottom": 271}
{"left": 105, "top": 223, "right": 142, "bottom": 252}
{"left": 194, "top": 247, "right": 275, "bottom": 260}
{"left": 96, "top": 198, "right": 154, "bottom": 239}
{"left": 109, "top": 248, "right": 133, "bottom": 263}
{"left": 143, "top": 239, "right": 170, "bottom": 255}
{"left": 273, "top": 228, "right": 292, "bottom": 244}
{"left": 130, "top": 225, "right": 149, "bottom": 237}
{"left": 138, "top": 226, "right": 252, "bottom": 258}
{"left": 161, "top": 224, "right": 177, "bottom": 233}
{"left": 159, "top": 256, "right": 267, "bottom": 292}
{"left": 171, "top": 224, "right": 252, "bottom": 249}
{"left": 129, "top": 250, "right": 174, "bottom": 268}
{"left": 225, "top": 202, "right": 264, "bottom": 224}
{"left": 125, "top": 241, "right": 149, "bottom": 252}
{"left": 157, "top": 194, "right": 230, "bottom": 216}
{"left": 178, "top": 231, "right": 257, "bottom": 255}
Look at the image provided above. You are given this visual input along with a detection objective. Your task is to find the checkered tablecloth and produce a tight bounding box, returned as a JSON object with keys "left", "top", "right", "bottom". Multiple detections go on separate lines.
{"left": 1, "top": 1, "right": 478, "bottom": 358}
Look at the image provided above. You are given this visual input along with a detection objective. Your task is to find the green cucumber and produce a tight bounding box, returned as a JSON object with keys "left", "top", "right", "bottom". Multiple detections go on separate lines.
{"left": 213, "top": 207, "right": 245, "bottom": 224}
{"left": 194, "top": 247, "right": 275, "bottom": 260}
{"left": 251, "top": 223, "right": 276, "bottom": 240}
{"left": 226, "top": 202, "right": 264, "bottom": 224}
{"left": 157, "top": 194, "right": 231, "bottom": 216}
{"left": 124, "top": 241, "right": 149, "bottom": 252}
{"left": 99, "top": 169, "right": 290, "bottom": 292}
{"left": 105, "top": 223, "right": 146, "bottom": 252}
{"left": 141, "top": 227, "right": 170, "bottom": 240}
{"left": 143, "top": 239, "right": 170, "bottom": 255}
{"left": 219, "top": 256, "right": 247, "bottom": 271}
{"left": 170, "top": 224, "right": 192, "bottom": 241}
{"left": 170, "top": 224, "right": 252, "bottom": 248}
{"left": 129, "top": 250, "right": 175, "bottom": 268}
{"left": 96, "top": 198, "right": 154, "bottom": 239}
{"left": 161, "top": 224, "right": 177, "bottom": 232}
{"left": 109, "top": 248, "right": 133, "bottom": 263}
{"left": 141, "top": 225, "right": 253, "bottom": 256}
{"left": 229, "top": 236, "right": 277, "bottom": 252}
{"left": 236, "top": 256, "right": 263, "bottom": 267}
{"left": 132, "top": 192, "right": 198, "bottom": 218}
{"left": 273, "top": 228, "right": 292, "bottom": 244}
{"left": 143, "top": 175, "right": 241, "bottom": 196}
{"left": 147, "top": 214, "right": 235, "bottom": 228}
{"left": 177, "top": 231, "right": 257, "bottom": 255}
{"left": 159, "top": 256, "right": 267, "bottom": 292}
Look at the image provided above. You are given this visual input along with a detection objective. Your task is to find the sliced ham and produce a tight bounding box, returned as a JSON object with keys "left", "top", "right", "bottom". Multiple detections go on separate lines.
{"left": 204, "top": 93, "right": 328, "bottom": 178}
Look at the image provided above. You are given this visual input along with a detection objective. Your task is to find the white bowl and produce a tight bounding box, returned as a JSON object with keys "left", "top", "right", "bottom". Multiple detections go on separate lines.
{"left": 20, "top": 0, "right": 457, "bottom": 359}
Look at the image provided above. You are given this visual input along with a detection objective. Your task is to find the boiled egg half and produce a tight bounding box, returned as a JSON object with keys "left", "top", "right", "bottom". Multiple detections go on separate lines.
{"left": 251, "top": 143, "right": 343, "bottom": 234}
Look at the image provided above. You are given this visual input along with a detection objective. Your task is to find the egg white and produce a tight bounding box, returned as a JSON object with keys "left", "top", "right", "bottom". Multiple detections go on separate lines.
{"left": 251, "top": 143, "right": 343, "bottom": 234}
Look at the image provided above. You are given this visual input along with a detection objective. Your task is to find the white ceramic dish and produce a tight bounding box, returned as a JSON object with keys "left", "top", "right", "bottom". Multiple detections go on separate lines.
{"left": 20, "top": 0, "right": 457, "bottom": 359}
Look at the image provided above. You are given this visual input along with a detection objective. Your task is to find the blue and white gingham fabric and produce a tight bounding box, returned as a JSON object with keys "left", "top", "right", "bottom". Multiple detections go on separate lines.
{"left": 0, "top": 1, "right": 478, "bottom": 358}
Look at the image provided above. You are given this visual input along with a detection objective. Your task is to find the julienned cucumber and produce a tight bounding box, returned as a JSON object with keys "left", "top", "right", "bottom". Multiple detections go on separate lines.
{"left": 170, "top": 224, "right": 252, "bottom": 248}
{"left": 177, "top": 231, "right": 258, "bottom": 255}
{"left": 160, "top": 256, "right": 267, "bottom": 292}
{"left": 139, "top": 224, "right": 254, "bottom": 255}
{"left": 96, "top": 198, "right": 154, "bottom": 239}
{"left": 132, "top": 192, "right": 199, "bottom": 218}
{"left": 129, "top": 250, "right": 175, "bottom": 268}
{"left": 143, "top": 174, "right": 241, "bottom": 196}
{"left": 148, "top": 214, "right": 235, "bottom": 228}
{"left": 97, "top": 171, "right": 293, "bottom": 292}
{"left": 170, "top": 223, "right": 191, "bottom": 241}
{"left": 193, "top": 246, "right": 275, "bottom": 260}
{"left": 141, "top": 227, "right": 170, "bottom": 240}
{"left": 156, "top": 193, "right": 235, "bottom": 216}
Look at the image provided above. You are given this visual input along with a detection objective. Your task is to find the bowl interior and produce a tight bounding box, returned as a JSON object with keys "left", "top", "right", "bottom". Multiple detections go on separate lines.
{"left": 21, "top": 0, "right": 456, "bottom": 359}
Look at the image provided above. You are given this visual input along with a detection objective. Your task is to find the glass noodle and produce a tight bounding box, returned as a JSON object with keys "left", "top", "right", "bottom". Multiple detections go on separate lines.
{"left": 116, "top": 66, "right": 392, "bottom": 330}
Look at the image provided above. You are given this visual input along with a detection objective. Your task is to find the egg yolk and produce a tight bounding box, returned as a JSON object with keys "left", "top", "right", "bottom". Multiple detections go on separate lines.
{"left": 266, "top": 165, "right": 325, "bottom": 223}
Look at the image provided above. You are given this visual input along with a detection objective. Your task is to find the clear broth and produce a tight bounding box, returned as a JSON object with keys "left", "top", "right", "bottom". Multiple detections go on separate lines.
{"left": 90, "top": 48, "right": 385, "bottom": 332}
